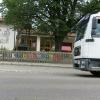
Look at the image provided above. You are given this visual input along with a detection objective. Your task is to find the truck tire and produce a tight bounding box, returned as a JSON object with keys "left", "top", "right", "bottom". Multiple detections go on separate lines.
{"left": 90, "top": 71, "right": 100, "bottom": 76}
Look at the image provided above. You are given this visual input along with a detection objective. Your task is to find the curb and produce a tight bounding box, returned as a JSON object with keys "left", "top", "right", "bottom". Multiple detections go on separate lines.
{"left": 0, "top": 61, "right": 73, "bottom": 68}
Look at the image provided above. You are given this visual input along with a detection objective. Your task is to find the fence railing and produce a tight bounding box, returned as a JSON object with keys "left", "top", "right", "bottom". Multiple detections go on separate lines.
{"left": 0, "top": 51, "right": 72, "bottom": 64}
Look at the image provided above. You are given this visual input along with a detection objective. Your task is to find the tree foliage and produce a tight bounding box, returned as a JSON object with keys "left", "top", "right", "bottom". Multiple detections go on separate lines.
{"left": 80, "top": 0, "right": 100, "bottom": 16}
{"left": 2, "top": 0, "right": 37, "bottom": 29}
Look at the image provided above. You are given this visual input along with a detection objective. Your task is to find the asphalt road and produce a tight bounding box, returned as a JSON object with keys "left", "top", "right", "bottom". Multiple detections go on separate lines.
{"left": 0, "top": 64, "right": 100, "bottom": 100}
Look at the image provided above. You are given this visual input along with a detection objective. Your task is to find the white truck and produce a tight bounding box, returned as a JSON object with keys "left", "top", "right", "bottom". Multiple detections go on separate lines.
{"left": 73, "top": 11, "right": 100, "bottom": 75}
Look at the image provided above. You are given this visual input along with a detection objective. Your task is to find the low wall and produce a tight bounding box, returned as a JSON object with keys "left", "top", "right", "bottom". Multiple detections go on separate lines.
{"left": 0, "top": 51, "right": 72, "bottom": 64}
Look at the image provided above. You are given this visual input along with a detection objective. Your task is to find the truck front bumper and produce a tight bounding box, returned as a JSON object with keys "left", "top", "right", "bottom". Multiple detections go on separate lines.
{"left": 73, "top": 59, "right": 100, "bottom": 71}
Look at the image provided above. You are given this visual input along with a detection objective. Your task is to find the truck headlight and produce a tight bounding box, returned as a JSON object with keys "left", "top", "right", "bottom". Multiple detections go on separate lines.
{"left": 80, "top": 59, "right": 89, "bottom": 69}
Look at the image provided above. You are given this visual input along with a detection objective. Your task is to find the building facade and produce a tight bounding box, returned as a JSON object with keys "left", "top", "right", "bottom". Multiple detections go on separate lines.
{"left": 15, "top": 29, "right": 55, "bottom": 52}
{"left": 15, "top": 30, "right": 75, "bottom": 52}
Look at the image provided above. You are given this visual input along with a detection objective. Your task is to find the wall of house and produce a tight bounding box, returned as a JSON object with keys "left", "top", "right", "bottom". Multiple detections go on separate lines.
{"left": 0, "top": 22, "right": 17, "bottom": 50}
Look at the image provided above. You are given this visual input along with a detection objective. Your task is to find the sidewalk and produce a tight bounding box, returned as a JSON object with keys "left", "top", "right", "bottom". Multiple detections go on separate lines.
{"left": 0, "top": 61, "right": 73, "bottom": 68}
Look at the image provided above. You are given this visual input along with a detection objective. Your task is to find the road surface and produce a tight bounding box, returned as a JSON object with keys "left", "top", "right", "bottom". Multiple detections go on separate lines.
{"left": 0, "top": 64, "right": 100, "bottom": 100}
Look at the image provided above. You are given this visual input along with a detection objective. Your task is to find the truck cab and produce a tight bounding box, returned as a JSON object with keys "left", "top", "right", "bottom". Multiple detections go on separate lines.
{"left": 73, "top": 12, "right": 100, "bottom": 75}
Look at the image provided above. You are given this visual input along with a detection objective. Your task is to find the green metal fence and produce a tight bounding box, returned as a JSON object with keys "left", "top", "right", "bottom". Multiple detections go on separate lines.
{"left": 0, "top": 51, "right": 72, "bottom": 64}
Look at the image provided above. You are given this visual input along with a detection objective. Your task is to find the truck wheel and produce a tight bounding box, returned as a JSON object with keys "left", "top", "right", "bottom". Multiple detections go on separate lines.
{"left": 90, "top": 71, "right": 100, "bottom": 76}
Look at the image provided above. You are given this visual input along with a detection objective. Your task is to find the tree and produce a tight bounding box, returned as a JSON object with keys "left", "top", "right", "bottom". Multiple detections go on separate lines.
{"left": 1, "top": 0, "right": 100, "bottom": 51}
{"left": 1, "top": 0, "right": 38, "bottom": 50}
{"left": 38, "top": 0, "right": 82, "bottom": 51}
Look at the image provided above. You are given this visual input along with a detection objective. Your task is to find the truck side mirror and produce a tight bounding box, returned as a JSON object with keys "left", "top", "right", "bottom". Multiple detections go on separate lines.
{"left": 92, "top": 17, "right": 96, "bottom": 29}
{"left": 91, "top": 17, "right": 96, "bottom": 36}
{"left": 91, "top": 29, "right": 96, "bottom": 36}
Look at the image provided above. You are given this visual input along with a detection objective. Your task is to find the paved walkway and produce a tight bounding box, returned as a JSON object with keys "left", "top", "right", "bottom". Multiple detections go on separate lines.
{"left": 0, "top": 61, "right": 72, "bottom": 68}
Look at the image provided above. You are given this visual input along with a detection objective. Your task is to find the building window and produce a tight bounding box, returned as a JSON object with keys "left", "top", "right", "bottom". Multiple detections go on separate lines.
{"left": 40, "top": 37, "right": 55, "bottom": 51}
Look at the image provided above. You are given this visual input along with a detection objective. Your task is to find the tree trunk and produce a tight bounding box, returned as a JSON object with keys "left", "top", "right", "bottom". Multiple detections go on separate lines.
{"left": 55, "top": 35, "right": 65, "bottom": 52}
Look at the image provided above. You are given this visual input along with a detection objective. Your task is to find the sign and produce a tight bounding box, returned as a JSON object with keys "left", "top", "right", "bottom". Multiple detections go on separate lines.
{"left": 61, "top": 42, "right": 72, "bottom": 52}
{"left": 61, "top": 46, "right": 72, "bottom": 52}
